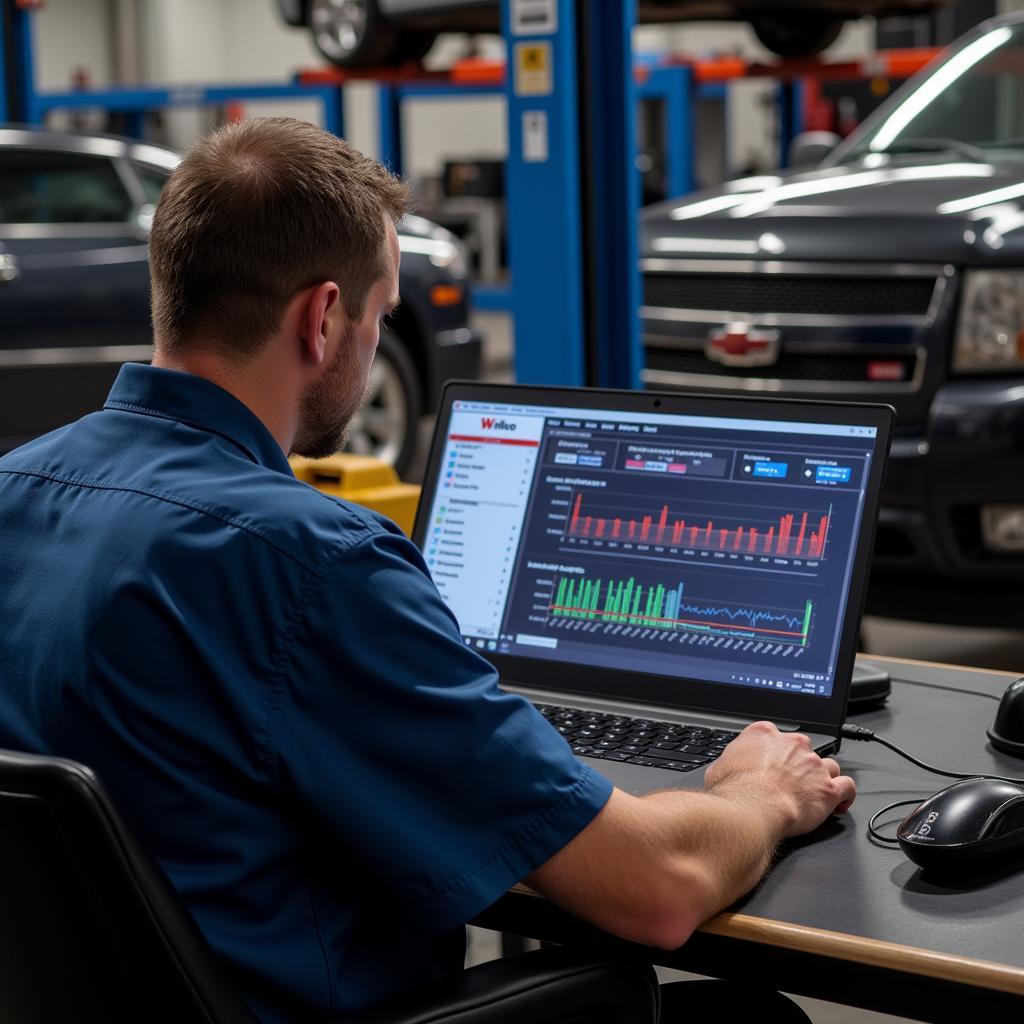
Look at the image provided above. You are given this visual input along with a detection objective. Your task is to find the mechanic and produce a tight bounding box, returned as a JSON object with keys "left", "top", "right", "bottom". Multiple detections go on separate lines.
{"left": 0, "top": 118, "right": 853, "bottom": 1023}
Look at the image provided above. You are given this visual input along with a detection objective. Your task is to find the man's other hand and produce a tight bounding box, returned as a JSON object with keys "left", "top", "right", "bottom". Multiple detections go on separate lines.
{"left": 705, "top": 721, "right": 856, "bottom": 837}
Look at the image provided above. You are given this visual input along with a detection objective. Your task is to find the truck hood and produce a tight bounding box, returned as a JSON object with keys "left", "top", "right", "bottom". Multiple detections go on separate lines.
{"left": 641, "top": 155, "right": 1024, "bottom": 265}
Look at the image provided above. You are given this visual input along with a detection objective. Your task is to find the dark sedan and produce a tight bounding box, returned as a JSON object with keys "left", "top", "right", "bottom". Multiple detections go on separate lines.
{"left": 638, "top": 13, "right": 1024, "bottom": 626}
{"left": 0, "top": 127, "right": 480, "bottom": 476}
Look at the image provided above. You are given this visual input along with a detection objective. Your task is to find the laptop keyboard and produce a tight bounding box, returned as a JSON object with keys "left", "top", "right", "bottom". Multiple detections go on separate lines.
{"left": 535, "top": 703, "right": 739, "bottom": 773}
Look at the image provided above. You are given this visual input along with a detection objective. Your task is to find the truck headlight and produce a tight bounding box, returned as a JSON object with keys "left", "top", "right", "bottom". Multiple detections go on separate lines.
{"left": 431, "top": 237, "right": 468, "bottom": 280}
{"left": 953, "top": 270, "right": 1024, "bottom": 373}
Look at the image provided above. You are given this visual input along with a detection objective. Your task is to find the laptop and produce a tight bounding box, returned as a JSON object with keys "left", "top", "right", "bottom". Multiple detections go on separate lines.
{"left": 412, "top": 382, "right": 893, "bottom": 795}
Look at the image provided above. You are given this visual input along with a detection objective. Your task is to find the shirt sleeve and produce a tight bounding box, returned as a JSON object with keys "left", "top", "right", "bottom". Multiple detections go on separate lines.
{"left": 273, "top": 523, "right": 613, "bottom": 933}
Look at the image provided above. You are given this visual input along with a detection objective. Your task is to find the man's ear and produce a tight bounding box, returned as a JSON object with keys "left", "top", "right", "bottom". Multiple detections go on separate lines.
{"left": 301, "top": 281, "right": 342, "bottom": 366}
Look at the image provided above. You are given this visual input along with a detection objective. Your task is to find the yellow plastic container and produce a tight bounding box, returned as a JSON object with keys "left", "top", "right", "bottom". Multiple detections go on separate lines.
{"left": 289, "top": 454, "right": 421, "bottom": 537}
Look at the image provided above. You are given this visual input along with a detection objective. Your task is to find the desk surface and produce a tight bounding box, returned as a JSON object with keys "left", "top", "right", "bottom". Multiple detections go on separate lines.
{"left": 720, "top": 656, "right": 1024, "bottom": 990}
{"left": 477, "top": 656, "right": 1024, "bottom": 1021}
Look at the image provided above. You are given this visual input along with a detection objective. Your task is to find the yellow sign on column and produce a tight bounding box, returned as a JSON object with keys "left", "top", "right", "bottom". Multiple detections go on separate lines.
{"left": 514, "top": 41, "right": 553, "bottom": 96}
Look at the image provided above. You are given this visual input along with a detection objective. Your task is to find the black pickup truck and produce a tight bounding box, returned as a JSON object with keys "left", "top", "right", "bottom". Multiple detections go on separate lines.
{"left": 639, "top": 13, "right": 1024, "bottom": 626}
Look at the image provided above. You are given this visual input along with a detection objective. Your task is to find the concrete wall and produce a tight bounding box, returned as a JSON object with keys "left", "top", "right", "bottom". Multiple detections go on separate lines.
{"left": 136, "top": 0, "right": 334, "bottom": 149}
{"left": 32, "top": 0, "right": 115, "bottom": 91}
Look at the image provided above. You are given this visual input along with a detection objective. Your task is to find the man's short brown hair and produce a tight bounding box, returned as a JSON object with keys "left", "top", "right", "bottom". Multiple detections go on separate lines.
{"left": 149, "top": 117, "right": 412, "bottom": 357}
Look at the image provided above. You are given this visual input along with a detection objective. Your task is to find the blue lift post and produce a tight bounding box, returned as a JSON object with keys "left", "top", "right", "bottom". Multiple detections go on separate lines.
{"left": 501, "top": 0, "right": 587, "bottom": 385}
{"left": 0, "top": 3, "right": 7, "bottom": 122}
{"left": 0, "top": 0, "right": 35, "bottom": 123}
{"left": 776, "top": 78, "right": 806, "bottom": 168}
{"left": 637, "top": 65, "right": 697, "bottom": 199}
{"left": 501, "top": 0, "right": 641, "bottom": 388}
{"left": 577, "top": 0, "right": 642, "bottom": 388}
{"left": 635, "top": 65, "right": 698, "bottom": 216}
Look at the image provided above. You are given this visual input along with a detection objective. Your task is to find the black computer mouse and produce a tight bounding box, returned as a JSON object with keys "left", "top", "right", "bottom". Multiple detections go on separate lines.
{"left": 987, "top": 677, "right": 1024, "bottom": 758}
{"left": 897, "top": 777, "right": 1024, "bottom": 875}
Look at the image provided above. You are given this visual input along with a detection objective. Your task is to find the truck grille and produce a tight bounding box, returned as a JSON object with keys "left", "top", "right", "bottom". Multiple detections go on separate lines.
{"left": 645, "top": 348, "right": 919, "bottom": 383}
{"left": 642, "top": 273, "right": 936, "bottom": 317}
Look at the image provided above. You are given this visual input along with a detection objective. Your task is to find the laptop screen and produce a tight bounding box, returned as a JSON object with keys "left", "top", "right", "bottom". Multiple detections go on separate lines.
{"left": 417, "top": 386, "right": 889, "bottom": 710}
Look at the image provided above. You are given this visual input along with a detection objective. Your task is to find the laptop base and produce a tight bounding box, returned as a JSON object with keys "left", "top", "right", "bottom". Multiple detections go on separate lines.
{"left": 509, "top": 685, "right": 837, "bottom": 796}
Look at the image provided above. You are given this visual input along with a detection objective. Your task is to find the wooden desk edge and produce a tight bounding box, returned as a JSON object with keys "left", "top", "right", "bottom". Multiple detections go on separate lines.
{"left": 699, "top": 912, "right": 1024, "bottom": 996}
{"left": 506, "top": 886, "right": 1024, "bottom": 996}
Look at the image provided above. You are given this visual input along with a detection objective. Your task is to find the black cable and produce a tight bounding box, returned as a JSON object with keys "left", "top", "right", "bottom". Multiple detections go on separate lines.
{"left": 842, "top": 723, "right": 1024, "bottom": 850}
{"left": 840, "top": 723, "right": 1024, "bottom": 785}
{"left": 867, "top": 798, "right": 927, "bottom": 848}
{"left": 841, "top": 682, "right": 1024, "bottom": 850}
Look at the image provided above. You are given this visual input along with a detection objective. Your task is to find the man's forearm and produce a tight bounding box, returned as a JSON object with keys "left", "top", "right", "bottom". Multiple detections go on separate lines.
{"left": 527, "top": 723, "right": 852, "bottom": 951}
{"left": 528, "top": 783, "right": 793, "bottom": 950}
{"left": 637, "top": 780, "right": 793, "bottom": 929}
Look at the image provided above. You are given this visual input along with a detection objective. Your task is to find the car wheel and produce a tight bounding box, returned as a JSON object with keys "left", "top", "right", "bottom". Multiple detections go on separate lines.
{"left": 751, "top": 14, "right": 843, "bottom": 57}
{"left": 309, "top": 0, "right": 399, "bottom": 68}
{"left": 346, "top": 329, "right": 421, "bottom": 478}
{"left": 395, "top": 28, "right": 437, "bottom": 65}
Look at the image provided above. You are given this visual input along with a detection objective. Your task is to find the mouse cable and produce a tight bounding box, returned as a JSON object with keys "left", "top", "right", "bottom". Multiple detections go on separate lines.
{"left": 867, "top": 798, "right": 928, "bottom": 847}
{"left": 841, "top": 724, "right": 1024, "bottom": 848}
{"left": 839, "top": 723, "right": 1024, "bottom": 785}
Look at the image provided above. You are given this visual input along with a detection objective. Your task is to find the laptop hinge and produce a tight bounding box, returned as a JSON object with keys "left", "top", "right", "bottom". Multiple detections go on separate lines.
{"left": 506, "top": 685, "right": 819, "bottom": 733}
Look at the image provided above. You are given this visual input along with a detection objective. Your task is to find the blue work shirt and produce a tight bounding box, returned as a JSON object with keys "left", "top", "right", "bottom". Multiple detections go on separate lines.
{"left": 0, "top": 363, "right": 612, "bottom": 1023}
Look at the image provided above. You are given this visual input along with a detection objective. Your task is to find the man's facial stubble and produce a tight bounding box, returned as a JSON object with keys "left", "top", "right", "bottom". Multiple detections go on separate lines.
{"left": 292, "top": 322, "right": 368, "bottom": 459}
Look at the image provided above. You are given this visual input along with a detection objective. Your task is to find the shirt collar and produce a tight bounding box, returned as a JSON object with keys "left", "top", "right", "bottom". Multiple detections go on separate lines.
{"left": 104, "top": 363, "right": 294, "bottom": 476}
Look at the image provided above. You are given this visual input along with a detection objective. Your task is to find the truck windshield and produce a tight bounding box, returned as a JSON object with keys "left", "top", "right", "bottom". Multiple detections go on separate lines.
{"left": 841, "top": 20, "right": 1024, "bottom": 160}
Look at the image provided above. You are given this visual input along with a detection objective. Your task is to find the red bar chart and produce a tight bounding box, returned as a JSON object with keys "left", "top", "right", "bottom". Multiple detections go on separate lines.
{"left": 566, "top": 492, "right": 831, "bottom": 559}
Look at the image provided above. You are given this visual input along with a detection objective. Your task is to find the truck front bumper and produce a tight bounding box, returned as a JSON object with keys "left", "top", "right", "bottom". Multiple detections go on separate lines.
{"left": 868, "top": 378, "right": 1024, "bottom": 624}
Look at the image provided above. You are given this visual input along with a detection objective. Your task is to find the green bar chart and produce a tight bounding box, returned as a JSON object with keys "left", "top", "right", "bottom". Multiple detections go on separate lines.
{"left": 551, "top": 573, "right": 813, "bottom": 644}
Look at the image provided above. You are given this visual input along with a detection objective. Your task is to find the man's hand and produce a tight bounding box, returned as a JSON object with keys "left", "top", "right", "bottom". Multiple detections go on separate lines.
{"left": 705, "top": 720, "right": 856, "bottom": 838}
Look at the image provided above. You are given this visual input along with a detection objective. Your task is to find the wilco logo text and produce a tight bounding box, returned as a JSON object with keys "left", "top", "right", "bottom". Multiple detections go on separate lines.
{"left": 481, "top": 418, "right": 517, "bottom": 431}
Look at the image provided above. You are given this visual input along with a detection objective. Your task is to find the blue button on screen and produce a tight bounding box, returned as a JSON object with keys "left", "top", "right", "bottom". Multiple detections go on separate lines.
{"left": 816, "top": 465, "right": 852, "bottom": 483}
{"left": 752, "top": 462, "right": 788, "bottom": 479}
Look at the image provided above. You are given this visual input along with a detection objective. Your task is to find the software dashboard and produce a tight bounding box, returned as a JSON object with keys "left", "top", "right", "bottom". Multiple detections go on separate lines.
{"left": 421, "top": 397, "right": 879, "bottom": 700}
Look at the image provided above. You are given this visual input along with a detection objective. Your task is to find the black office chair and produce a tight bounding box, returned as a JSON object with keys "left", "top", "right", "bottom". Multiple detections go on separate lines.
{"left": 0, "top": 749, "right": 659, "bottom": 1024}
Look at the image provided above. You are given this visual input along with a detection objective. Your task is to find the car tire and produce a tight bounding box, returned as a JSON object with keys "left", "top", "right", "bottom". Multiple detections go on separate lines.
{"left": 309, "top": 0, "right": 399, "bottom": 69}
{"left": 345, "top": 329, "right": 421, "bottom": 478}
{"left": 751, "top": 14, "right": 844, "bottom": 58}
{"left": 395, "top": 28, "right": 437, "bottom": 65}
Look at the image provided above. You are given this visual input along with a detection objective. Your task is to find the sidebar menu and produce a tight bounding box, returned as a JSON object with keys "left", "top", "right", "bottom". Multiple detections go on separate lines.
{"left": 422, "top": 408, "right": 544, "bottom": 638}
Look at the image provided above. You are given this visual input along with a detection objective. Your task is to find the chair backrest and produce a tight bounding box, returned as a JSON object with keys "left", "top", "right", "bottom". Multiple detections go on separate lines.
{"left": 0, "top": 748, "right": 256, "bottom": 1024}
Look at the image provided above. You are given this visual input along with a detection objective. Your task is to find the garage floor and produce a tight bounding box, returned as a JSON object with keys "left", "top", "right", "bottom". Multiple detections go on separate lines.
{"left": 457, "top": 314, "right": 1021, "bottom": 1022}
